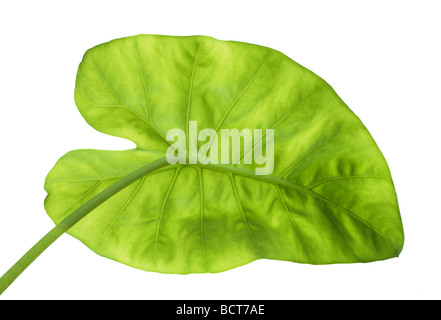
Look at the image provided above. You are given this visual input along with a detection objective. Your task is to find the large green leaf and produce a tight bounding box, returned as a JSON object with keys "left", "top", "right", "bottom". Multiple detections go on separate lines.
{"left": 44, "top": 34, "right": 404, "bottom": 273}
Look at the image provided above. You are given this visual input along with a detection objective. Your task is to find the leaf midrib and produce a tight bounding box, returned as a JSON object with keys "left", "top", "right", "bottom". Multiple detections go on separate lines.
{"left": 64, "top": 158, "right": 397, "bottom": 254}
{"left": 194, "top": 161, "right": 398, "bottom": 255}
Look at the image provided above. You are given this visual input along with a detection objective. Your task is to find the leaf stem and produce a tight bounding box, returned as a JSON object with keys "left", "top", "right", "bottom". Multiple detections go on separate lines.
{"left": 0, "top": 157, "right": 170, "bottom": 295}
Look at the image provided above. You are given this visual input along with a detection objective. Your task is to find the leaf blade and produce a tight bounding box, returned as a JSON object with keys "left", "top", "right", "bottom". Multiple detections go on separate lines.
{"left": 44, "top": 34, "right": 404, "bottom": 274}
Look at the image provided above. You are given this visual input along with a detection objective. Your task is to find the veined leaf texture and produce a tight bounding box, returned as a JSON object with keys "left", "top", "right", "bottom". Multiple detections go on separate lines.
{"left": 44, "top": 35, "right": 404, "bottom": 273}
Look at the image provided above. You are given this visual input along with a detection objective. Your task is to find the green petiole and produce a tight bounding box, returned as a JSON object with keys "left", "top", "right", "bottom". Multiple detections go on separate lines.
{"left": 0, "top": 157, "right": 170, "bottom": 295}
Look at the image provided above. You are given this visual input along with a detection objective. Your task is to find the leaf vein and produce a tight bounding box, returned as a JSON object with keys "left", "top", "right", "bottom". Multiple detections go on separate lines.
{"left": 280, "top": 128, "right": 354, "bottom": 178}
{"left": 314, "top": 197, "right": 361, "bottom": 260}
{"left": 213, "top": 51, "right": 273, "bottom": 134}
{"left": 186, "top": 45, "right": 202, "bottom": 152}
{"left": 153, "top": 167, "right": 182, "bottom": 264}
{"left": 276, "top": 185, "right": 311, "bottom": 263}
{"left": 200, "top": 162, "right": 397, "bottom": 250}
{"left": 235, "top": 84, "right": 328, "bottom": 163}
{"left": 229, "top": 174, "right": 257, "bottom": 244}
{"left": 88, "top": 57, "right": 171, "bottom": 148}
{"left": 96, "top": 176, "right": 146, "bottom": 248}
{"left": 134, "top": 41, "right": 152, "bottom": 120}
{"left": 308, "top": 175, "right": 390, "bottom": 189}
{"left": 197, "top": 167, "right": 208, "bottom": 271}
{"left": 56, "top": 180, "right": 102, "bottom": 222}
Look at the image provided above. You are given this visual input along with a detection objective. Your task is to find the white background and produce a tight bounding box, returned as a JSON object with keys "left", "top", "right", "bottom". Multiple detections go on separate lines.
{"left": 0, "top": 0, "right": 440, "bottom": 300}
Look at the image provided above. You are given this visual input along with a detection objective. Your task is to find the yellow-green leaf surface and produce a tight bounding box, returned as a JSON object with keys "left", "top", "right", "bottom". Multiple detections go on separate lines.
{"left": 44, "top": 34, "right": 404, "bottom": 273}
